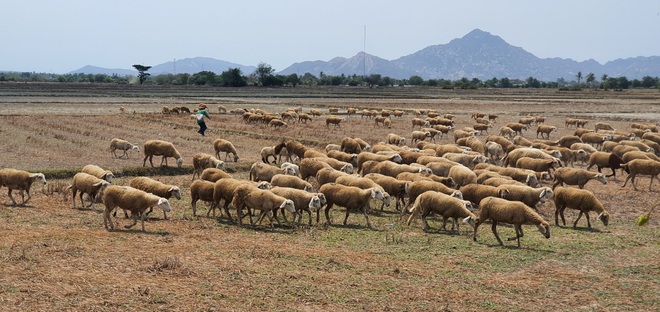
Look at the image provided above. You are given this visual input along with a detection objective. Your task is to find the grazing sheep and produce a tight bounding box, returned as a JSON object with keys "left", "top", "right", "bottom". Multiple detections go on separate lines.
{"left": 586, "top": 152, "right": 629, "bottom": 178}
{"left": 103, "top": 185, "right": 171, "bottom": 232}
{"left": 363, "top": 173, "right": 410, "bottom": 212}
{"left": 325, "top": 144, "right": 341, "bottom": 152}
{"left": 270, "top": 174, "right": 314, "bottom": 192}
{"left": 179, "top": 106, "right": 191, "bottom": 113}
{"left": 443, "top": 153, "right": 487, "bottom": 168}
{"left": 70, "top": 172, "right": 109, "bottom": 210}
{"left": 552, "top": 168, "right": 607, "bottom": 189}
{"left": 387, "top": 133, "right": 407, "bottom": 146}
{"left": 81, "top": 164, "right": 114, "bottom": 183}
{"left": 594, "top": 122, "right": 615, "bottom": 132}
{"left": 361, "top": 160, "right": 431, "bottom": 178}
{"left": 326, "top": 150, "right": 358, "bottom": 167}
{"left": 231, "top": 185, "right": 295, "bottom": 227}
{"left": 642, "top": 132, "right": 660, "bottom": 145}
{"left": 200, "top": 168, "right": 232, "bottom": 182}
{"left": 142, "top": 140, "right": 183, "bottom": 168}
{"left": 553, "top": 187, "right": 609, "bottom": 228}
{"left": 580, "top": 132, "right": 612, "bottom": 149}
{"left": 496, "top": 184, "right": 554, "bottom": 209}
{"left": 352, "top": 137, "right": 372, "bottom": 153}
{"left": 128, "top": 177, "right": 182, "bottom": 219}
{"left": 270, "top": 186, "right": 324, "bottom": 225}
{"left": 536, "top": 125, "right": 557, "bottom": 139}
{"left": 162, "top": 106, "right": 170, "bottom": 114}
{"left": 448, "top": 164, "right": 477, "bottom": 187}
{"left": 190, "top": 180, "right": 216, "bottom": 217}
{"left": 192, "top": 153, "right": 226, "bottom": 180}
{"left": 502, "top": 147, "right": 561, "bottom": 168}
{"left": 110, "top": 138, "right": 139, "bottom": 158}
{"left": 213, "top": 139, "right": 240, "bottom": 162}
{"left": 621, "top": 159, "right": 660, "bottom": 191}
{"left": 576, "top": 119, "right": 589, "bottom": 128}
{"left": 474, "top": 197, "right": 550, "bottom": 248}
{"left": 485, "top": 141, "right": 504, "bottom": 164}
{"left": 0, "top": 169, "right": 47, "bottom": 206}
{"left": 499, "top": 126, "right": 515, "bottom": 139}
{"left": 459, "top": 184, "right": 508, "bottom": 207}
{"left": 326, "top": 116, "right": 344, "bottom": 128}
{"left": 249, "top": 162, "right": 296, "bottom": 182}
{"left": 269, "top": 119, "right": 288, "bottom": 129}
{"left": 340, "top": 137, "right": 363, "bottom": 154}
{"left": 318, "top": 183, "right": 385, "bottom": 228}
{"left": 309, "top": 109, "right": 322, "bottom": 117}
{"left": 407, "top": 191, "right": 476, "bottom": 234}
{"left": 515, "top": 157, "right": 561, "bottom": 174}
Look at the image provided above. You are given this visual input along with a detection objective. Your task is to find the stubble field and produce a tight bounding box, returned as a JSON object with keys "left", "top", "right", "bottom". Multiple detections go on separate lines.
{"left": 0, "top": 83, "right": 658, "bottom": 311}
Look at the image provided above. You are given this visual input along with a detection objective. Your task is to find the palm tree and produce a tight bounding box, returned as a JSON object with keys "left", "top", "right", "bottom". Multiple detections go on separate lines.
{"left": 576, "top": 71, "right": 582, "bottom": 84}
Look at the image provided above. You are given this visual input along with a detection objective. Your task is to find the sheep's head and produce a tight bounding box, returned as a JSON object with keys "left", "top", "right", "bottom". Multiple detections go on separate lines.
{"left": 390, "top": 154, "right": 403, "bottom": 163}
{"left": 462, "top": 215, "right": 476, "bottom": 229}
{"left": 280, "top": 199, "right": 296, "bottom": 214}
{"left": 596, "top": 174, "right": 608, "bottom": 185}
{"left": 539, "top": 188, "right": 554, "bottom": 202}
{"left": 31, "top": 173, "right": 47, "bottom": 185}
{"left": 418, "top": 167, "right": 432, "bottom": 174}
{"left": 131, "top": 144, "right": 140, "bottom": 151}
{"left": 316, "top": 193, "right": 327, "bottom": 206}
{"left": 450, "top": 190, "right": 464, "bottom": 200}
{"left": 169, "top": 186, "right": 182, "bottom": 200}
{"left": 256, "top": 181, "right": 271, "bottom": 189}
{"left": 498, "top": 188, "right": 510, "bottom": 198}
{"left": 380, "top": 192, "right": 392, "bottom": 207}
{"left": 303, "top": 185, "right": 314, "bottom": 192}
{"left": 284, "top": 166, "right": 296, "bottom": 176}
{"left": 215, "top": 160, "right": 227, "bottom": 171}
{"left": 403, "top": 181, "right": 410, "bottom": 194}
{"left": 157, "top": 198, "right": 172, "bottom": 212}
{"left": 94, "top": 181, "right": 110, "bottom": 194}
{"left": 598, "top": 212, "right": 610, "bottom": 226}
{"left": 308, "top": 196, "right": 322, "bottom": 210}
{"left": 341, "top": 164, "right": 354, "bottom": 174}
{"left": 537, "top": 222, "right": 551, "bottom": 239}
{"left": 101, "top": 172, "right": 114, "bottom": 183}
{"left": 175, "top": 158, "right": 184, "bottom": 168}
{"left": 370, "top": 188, "right": 385, "bottom": 201}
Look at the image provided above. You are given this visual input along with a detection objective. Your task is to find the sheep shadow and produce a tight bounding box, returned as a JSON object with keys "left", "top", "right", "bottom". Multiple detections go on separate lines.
{"left": 106, "top": 228, "right": 171, "bottom": 236}
{"left": 480, "top": 243, "right": 556, "bottom": 253}
{"left": 557, "top": 225, "right": 604, "bottom": 233}
{"left": 1, "top": 203, "right": 34, "bottom": 208}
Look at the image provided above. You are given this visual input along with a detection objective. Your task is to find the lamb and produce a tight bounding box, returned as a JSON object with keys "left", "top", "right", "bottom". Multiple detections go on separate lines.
{"left": 318, "top": 183, "right": 385, "bottom": 228}
{"left": 448, "top": 164, "right": 477, "bottom": 187}
{"left": 536, "top": 125, "right": 557, "bottom": 139}
{"left": 496, "top": 184, "right": 554, "bottom": 209}
{"left": 110, "top": 138, "right": 139, "bottom": 158}
{"left": 485, "top": 141, "right": 504, "bottom": 164}
{"left": 200, "top": 168, "right": 232, "bottom": 182}
{"left": 553, "top": 186, "right": 609, "bottom": 228}
{"left": 326, "top": 116, "right": 344, "bottom": 128}
{"left": 81, "top": 164, "right": 114, "bottom": 183}
{"left": 387, "top": 133, "right": 407, "bottom": 146}
{"left": 103, "top": 185, "right": 171, "bottom": 232}
{"left": 594, "top": 122, "right": 615, "bottom": 132}
{"left": 459, "top": 184, "right": 508, "bottom": 207}
{"left": 473, "top": 197, "right": 550, "bottom": 248}
{"left": 552, "top": 167, "right": 607, "bottom": 189}
{"left": 128, "top": 177, "right": 182, "bottom": 219}
{"left": 586, "top": 152, "right": 629, "bottom": 178}
{"left": 249, "top": 162, "right": 296, "bottom": 182}
{"left": 70, "top": 172, "right": 109, "bottom": 210}
{"left": 213, "top": 139, "right": 240, "bottom": 162}
{"left": 142, "top": 139, "right": 183, "bottom": 168}
{"left": 407, "top": 191, "right": 476, "bottom": 234}
{"left": 514, "top": 157, "right": 561, "bottom": 174}
{"left": 621, "top": 159, "right": 660, "bottom": 191}
{"left": 270, "top": 174, "right": 314, "bottom": 192}
{"left": 363, "top": 173, "right": 410, "bottom": 212}
{"left": 190, "top": 179, "right": 216, "bottom": 217}
{"left": 231, "top": 185, "right": 295, "bottom": 227}
{"left": 499, "top": 126, "right": 515, "bottom": 139}
{"left": 270, "top": 186, "right": 325, "bottom": 225}
{"left": 0, "top": 169, "right": 47, "bottom": 206}
{"left": 192, "top": 153, "right": 226, "bottom": 180}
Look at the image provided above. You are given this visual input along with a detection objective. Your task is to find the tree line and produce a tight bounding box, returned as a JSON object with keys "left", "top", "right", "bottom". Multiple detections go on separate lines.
{"left": 1, "top": 63, "right": 658, "bottom": 90}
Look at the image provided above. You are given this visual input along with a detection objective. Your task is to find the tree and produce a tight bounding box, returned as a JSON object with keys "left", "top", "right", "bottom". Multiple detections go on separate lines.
{"left": 132, "top": 64, "right": 151, "bottom": 84}
{"left": 220, "top": 68, "right": 247, "bottom": 87}
{"left": 254, "top": 62, "right": 275, "bottom": 86}
{"left": 576, "top": 71, "right": 582, "bottom": 84}
{"left": 408, "top": 75, "right": 424, "bottom": 86}
{"left": 585, "top": 73, "right": 596, "bottom": 87}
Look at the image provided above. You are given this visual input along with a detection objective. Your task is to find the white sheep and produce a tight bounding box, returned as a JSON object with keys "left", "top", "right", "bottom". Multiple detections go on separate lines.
{"left": 552, "top": 167, "right": 607, "bottom": 189}
{"left": 231, "top": 184, "right": 296, "bottom": 227}
{"left": 621, "top": 159, "right": 660, "bottom": 191}
{"left": 407, "top": 191, "right": 476, "bottom": 234}
{"left": 70, "top": 172, "right": 109, "bottom": 210}
{"left": 128, "top": 177, "right": 182, "bottom": 219}
{"left": 143, "top": 140, "right": 183, "bottom": 168}
{"left": 192, "top": 153, "right": 226, "bottom": 180}
{"left": 318, "top": 183, "right": 386, "bottom": 228}
{"left": 261, "top": 145, "right": 292, "bottom": 164}
{"left": 270, "top": 174, "right": 314, "bottom": 192}
{"left": 474, "top": 197, "right": 551, "bottom": 248}
{"left": 0, "top": 168, "right": 47, "bottom": 206}
{"left": 485, "top": 141, "right": 504, "bottom": 164}
{"left": 102, "top": 185, "right": 171, "bottom": 232}
{"left": 249, "top": 162, "right": 296, "bottom": 182}
{"left": 110, "top": 138, "right": 139, "bottom": 159}
{"left": 213, "top": 139, "right": 240, "bottom": 162}
{"left": 81, "top": 164, "right": 114, "bottom": 183}
{"left": 553, "top": 186, "right": 609, "bottom": 229}
{"left": 270, "top": 186, "right": 325, "bottom": 225}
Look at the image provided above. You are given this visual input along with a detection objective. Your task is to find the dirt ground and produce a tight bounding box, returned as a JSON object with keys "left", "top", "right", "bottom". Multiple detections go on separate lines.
{"left": 0, "top": 83, "right": 658, "bottom": 311}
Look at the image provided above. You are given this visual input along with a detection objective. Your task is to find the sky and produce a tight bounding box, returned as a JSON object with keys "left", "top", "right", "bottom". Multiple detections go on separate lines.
{"left": 1, "top": 0, "right": 659, "bottom": 74}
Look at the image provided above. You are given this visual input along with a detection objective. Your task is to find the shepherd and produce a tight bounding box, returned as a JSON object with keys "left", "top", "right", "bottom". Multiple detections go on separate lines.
{"left": 196, "top": 104, "right": 211, "bottom": 136}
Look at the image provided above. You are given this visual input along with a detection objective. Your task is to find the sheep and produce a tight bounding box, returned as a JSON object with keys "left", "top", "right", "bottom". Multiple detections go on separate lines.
{"left": 303, "top": 149, "right": 327, "bottom": 159}
{"left": 326, "top": 150, "right": 358, "bottom": 167}
{"left": 459, "top": 184, "right": 508, "bottom": 207}
{"left": 280, "top": 162, "right": 301, "bottom": 176}
{"left": 448, "top": 164, "right": 477, "bottom": 187}
{"left": 191, "top": 153, "right": 226, "bottom": 181}
{"left": 565, "top": 118, "right": 579, "bottom": 128}
{"left": 570, "top": 142, "right": 598, "bottom": 154}
{"left": 363, "top": 173, "right": 410, "bottom": 212}
{"left": 200, "top": 168, "right": 232, "bottom": 182}
{"left": 325, "top": 144, "right": 341, "bottom": 153}
{"left": 453, "top": 129, "right": 477, "bottom": 142}
{"left": 270, "top": 174, "right": 314, "bottom": 192}
{"left": 260, "top": 146, "right": 278, "bottom": 164}
{"left": 326, "top": 116, "right": 344, "bottom": 128}
{"left": 474, "top": 164, "right": 544, "bottom": 187}
{"left": 309, "top": 109, "right": 322, "bottom": 117}
{"left": 580, "top": 132, "right": 612, "bottom": 149}
{"left": 318, "top": 183, "right": 385, "bottom": 228}
{"left": 162, "top": 106, "right": 170, "bottom": 114}
{"left": 502, "top": 147, "right": 560, "bottom": 168}
{"left": 387, "top": 133, "right": 407, "bottom": 146}
{"left": 268, "top": 119, "right": 288, "bottom": 129}
{"left": 552, "top": 167, "right": 607, "bottom": 189}
{"left": 231, "top": 185, "right": 296, "bottom": 227}
{"left": 574, "top": 128, "right": 594, "bottom": 137}
{"left": 433, "top": 125, "right": 452, "bottom": 138}
{"left": 334, "top": 175, "right": 391, "bottom": 210}
{"left": 313, "top": 157, "right": 354, "bottom": 174}
{"left": 70, "top": 172, "right": 109, "bottom": 210}
{"left": 496, "top": 184, "right": 554, "bottom": 210}
{"left": 396, "top": 172, "right": 455, "bottom": 187}
{"left": 299, "top": 158, "right": 334, "bottom": 181}
{"left": 315, "top": 167, "right": 350, "bottom": 186}
{"left": 536, "top": 125, "right": 557, "bottom": 139}
{"left": 473, "top": 197, "right": 550, "bottom": 248}
{"left": 473, "top": 123, "right": 492, "bottom": 135}
{"left": 594, "top": 122, "right": 615, "bottom": 132}
{"left": 518, "top": 116, "right": 536, "bottom": 126}
{"left": 249, "top": 162, "right": 296, "bottom": 182}
{"left": 406, "top": 180, "right": 462, "bottom": 212}
{"left": 210, "top": 178, "right": 267, "bottom": 220}
{"left": 514, "top": 157, "right": 561, "bottom": 174}
{"left": 482, "top": 176, "right": 527, "bottom": 187}
{"left": 505, "top": 123, "right": 528, "bottom": 136}
{"left": 485, "top": 141, "right": 504, "bottom": 164}
{"left": 622, "top": 151, "right": 660, "bottom": 163}
{"left": 361, "top": 160, "right": 431, "bottom": 178}
{"left": 553, "top": 187, "right": 609, "bottom": 228}
{"left": 103, "top": 185, "right": 171, "bottom": 232}
{"left": 142, "top": 140, "right": 183, "bottom": 168}
{"left": 621, "top": 159, "right": 660, "bottom": 191}
{"left": 128, "top": 177, "right": 182, "bottom": 219}
{"left": 190, "top": 179, "right": 216, "bottom": 217}
{"left": 0, "top": 169, "right": 47, "bottom": 206}
{"left": 340, "top": 137, "right": 363, "bottom": 154}
{"left": 642, "top": 132, "right": 660, "bottom": 145}
{"left": 81, "top": 164, "right": 114, "bottom": 183}
{"left": 443, "top": 153, "right": 487, "bottom": 168}
{"left": 180, "top": 106, "right": 191, "bottom": 113}
{"left": 586, "top": 152, "right": 629, "bottom": 178}
{"left": 407, "top": 191, "right": 476, "bottom": 234}
{"left": 270, "top": 186, "right": 324, "bottom": 225}
{"left": 213, "top": 139, "right": 240, "bottom": 162}
{"left": 411, "top": 118, "right": 430, "bottom": 128}
{"left": 352, "top": 137, "right": 372, "bottom": 153}
{"left": 513, "top": 135, "right": 533, "bottom": 147}
{"left": 110, "top": 138, "right": 139, "bottom": 158}
{"left": 576, "top": 119, "right": 589, "bottom": 128}
{"left": 499, "top": 126, "right": 515, "bottom": 139}
{"left": 374, "top": 116, "right": 389, "bottom": 128}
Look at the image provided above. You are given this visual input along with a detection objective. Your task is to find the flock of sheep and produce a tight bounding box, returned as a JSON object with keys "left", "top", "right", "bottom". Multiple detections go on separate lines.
{"left": 2, "top": 105, "right": 659, "bottom": 248}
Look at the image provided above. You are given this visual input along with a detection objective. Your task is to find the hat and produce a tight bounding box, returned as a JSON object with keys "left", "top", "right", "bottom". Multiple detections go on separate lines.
{"left": 199, "top": 104, "right": 208, "bottom": 109}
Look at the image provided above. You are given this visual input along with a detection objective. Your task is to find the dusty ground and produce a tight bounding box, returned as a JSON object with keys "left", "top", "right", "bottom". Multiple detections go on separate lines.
{"left": 0, "top": 83, "right": 658, "bottom": 311}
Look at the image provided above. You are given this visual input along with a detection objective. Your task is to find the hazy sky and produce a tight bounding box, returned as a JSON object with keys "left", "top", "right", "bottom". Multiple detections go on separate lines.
{"left": 1, "top": 0, "right": 658, "bottom": 73}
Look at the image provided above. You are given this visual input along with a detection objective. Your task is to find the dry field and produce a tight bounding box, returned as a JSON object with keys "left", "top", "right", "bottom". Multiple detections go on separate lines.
{"left": 0, "top": 83, "right": 658, "bottom": 311}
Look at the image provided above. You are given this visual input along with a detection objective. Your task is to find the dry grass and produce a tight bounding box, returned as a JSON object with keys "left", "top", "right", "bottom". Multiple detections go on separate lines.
{"left": 0, "top": 83, "right": 658, "bottom": 311}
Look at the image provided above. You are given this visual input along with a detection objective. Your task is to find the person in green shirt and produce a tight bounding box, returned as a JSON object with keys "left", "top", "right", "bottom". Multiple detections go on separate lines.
{"left": 196, "top": 104, "right": 211, "bottom": 136}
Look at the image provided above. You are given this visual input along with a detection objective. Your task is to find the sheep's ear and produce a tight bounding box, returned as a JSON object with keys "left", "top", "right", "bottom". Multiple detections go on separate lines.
{"left": 158, "top": 198, "right": 168, "bottom": 205}
{"left": 93, "top": 181, "right": 104, "bottom": 187}
{"left": 279, "top": 201, "right": 287, "bottom": 208}
{"left": 370, "top": 189, "right": 377, "bottom": 198}
{"left": 538, "top": 225, "right": 547, "bottom": 234}
{"left": 462, "top": 216, "right": 472, "bottom": 223}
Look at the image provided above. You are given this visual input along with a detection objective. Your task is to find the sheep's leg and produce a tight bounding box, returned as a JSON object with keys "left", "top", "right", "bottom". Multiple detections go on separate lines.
{"left": 631, "top": 174, "right": 639, "bottom": 191}
{"left": 223, "top": 202, "right": 234, "bottom": 222}
{"left": 649, "top": 175, "right": 656, "bottom": 192}
{"left": 491, "top": 221, "right": 504, "bottom": 246}
{"left": 23, "top": 189, "right": 32, "bottom": 205}
{"left": 573, "top": 211, "right": 584, "bottom": 228}
{"left": 362, "top": 207, "right": 373, "bottom": 229}
{"left": 343, "top": 208, "right": 351, "bottom": 226}
{"left": 324, "top": 204, "right": 334, "bottom": 225}
{"left": 125, "top": 213, "right": 138, "bottom": 229}
{"left": 454, "top": 218, "right": 461, "bottom": 235}
{"left": 140, "top": 212, "right": 146, "bottom": 232}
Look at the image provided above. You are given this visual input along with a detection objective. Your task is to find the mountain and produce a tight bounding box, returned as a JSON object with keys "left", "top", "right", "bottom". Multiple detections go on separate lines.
{"left": 279, "top": 29, "right": 659, "bottom": 81}
{"left": 149, "top": 57, "right": 256, "bottom": 75}
{"left": 68, "top": 65, "right": 136, "bottom": 76}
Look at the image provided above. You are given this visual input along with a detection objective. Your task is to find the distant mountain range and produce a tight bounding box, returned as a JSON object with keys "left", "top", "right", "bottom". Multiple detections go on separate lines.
{"left": 66, "top": 29, "right": 659, "bottom": 81}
